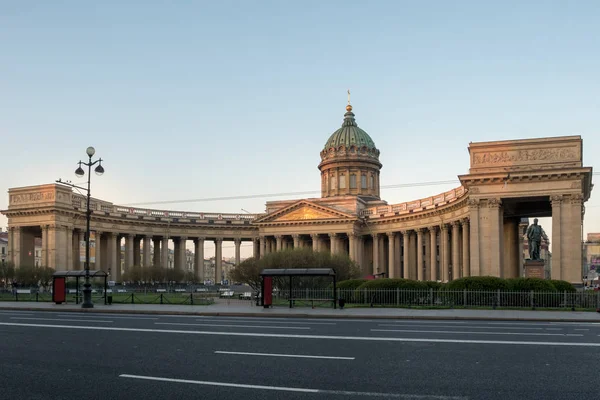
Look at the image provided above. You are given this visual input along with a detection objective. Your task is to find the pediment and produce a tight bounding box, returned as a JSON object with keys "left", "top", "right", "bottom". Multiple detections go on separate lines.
{"left": 254, "top": 200, "right": 356, "bottom": 224}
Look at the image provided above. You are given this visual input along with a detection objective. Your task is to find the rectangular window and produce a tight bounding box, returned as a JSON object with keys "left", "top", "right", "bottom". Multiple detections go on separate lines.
{"left": 350, "top": 174, "right": 357, "bottom": 189}
{"left": 361, "top": 175, "right": 367, "bottom": 189}
{"left": 369, "top": 175, "right": 375, "bottom": 189}
{"left": 339, "top": 174, "right": 346, "bottom": 189}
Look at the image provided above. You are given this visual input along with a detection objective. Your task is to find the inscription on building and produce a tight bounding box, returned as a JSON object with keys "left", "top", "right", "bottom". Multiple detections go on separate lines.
{"left": 10, "top": 191, "right": 55, "bottom": 204}
{"left": 472, "top": 147, "right": 579, "bottom": 167}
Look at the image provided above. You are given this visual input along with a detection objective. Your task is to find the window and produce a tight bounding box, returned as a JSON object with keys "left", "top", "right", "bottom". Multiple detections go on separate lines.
{"left": 339, "top": 174, "right": 346, "bottom": 189}
{"left": 350, "top": 174, "right": 357, "bottom": 189}
{"left": 361, "top": 174, "right": 367, "bottom": 189}
{"left": 369, "top": 175, "right": 375, "bottom": 189}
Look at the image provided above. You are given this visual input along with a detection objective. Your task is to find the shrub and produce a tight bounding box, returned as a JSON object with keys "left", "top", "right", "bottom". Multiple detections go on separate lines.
{"left": 444, "top": 276, "right": 509, "bottom": 291}
{"left": 549, "top": 280, "right": 576, "bottom": 292}
{"left": 355, "top": 279, "right": 429, "bottom": 305}
{"left": 507, "top": 277, "right": 557, "bottom": 292}
{"left": 423, "top": 281, "right": 442, "bottom": 291}
{"left": 336, "top": 279, "right": 368, "bottom": 290}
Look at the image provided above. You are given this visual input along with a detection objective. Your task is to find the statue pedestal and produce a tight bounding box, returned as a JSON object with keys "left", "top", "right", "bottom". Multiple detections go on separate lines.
{"left": 524, "top": 260, "right": 546, "bottom": 279}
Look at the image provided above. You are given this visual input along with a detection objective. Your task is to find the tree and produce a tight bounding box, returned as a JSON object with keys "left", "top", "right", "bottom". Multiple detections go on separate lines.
{"left": 0, "top": 262, "right": 15, "bottom": 287}
{"left": 146, "top": 265, "right": 166, "bottom": 283}
{"left": 15, "top": 265, "right": 38, "bottom": 286}
{"left": 229, "top": 257, "right": 261, "bottom": 290}
{"left": 37, "top": 266, "right": 55, "bottom": 289}
{"left": 123, "top": 265, "right": 143, "bottom": 284}
{"left": 229, "top": 248, "right": 361, "bottom": 290}
{"left": 165, "top": 268, "right": 184, "bottom": 283}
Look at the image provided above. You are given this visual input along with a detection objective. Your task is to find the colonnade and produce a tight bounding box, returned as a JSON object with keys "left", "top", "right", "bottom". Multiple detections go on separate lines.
{"left": 6, "top": 225, "right": 256, "bottom": 283}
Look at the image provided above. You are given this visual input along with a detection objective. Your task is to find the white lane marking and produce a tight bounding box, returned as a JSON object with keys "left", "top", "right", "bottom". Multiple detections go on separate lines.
{"left": 118, "top": 374, "right": 467, "bottom": 399}
{"left": 371, "top": 329, "right": 582, "bottom": 337}
{"left": 195, "top": 318, "right": 336, "bottom": 325}
{"left": 154, "top": 322, "right": 310, "bottom": 330}
{"left": 214, "top": 351, "right": 354, "bottom": 360}
{"left": 378, "top": 324, "right": 544, "bottom": 330}
{"left": 1, "top": 321, "right": 599, "bottom": 347}
{"left": 575, "top": 329, "right": 590, "bottom": 331}
{"left": 57, "top": 314, "right": 158, "bottom": 320}
{"left": 10, "top": 317, "right": 114, "bottom": 323}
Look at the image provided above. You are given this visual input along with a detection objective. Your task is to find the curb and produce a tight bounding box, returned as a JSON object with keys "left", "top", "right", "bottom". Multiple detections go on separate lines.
{"left": 0, "top": 306, "right": 599, "bottom": 322}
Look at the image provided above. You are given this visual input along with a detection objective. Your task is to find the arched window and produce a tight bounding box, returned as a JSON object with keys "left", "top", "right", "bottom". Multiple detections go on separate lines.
{"left": 361, "top": 174, "right": 367, "bottom": 189}
{"left": 350, "top": 174, "right": 357, "bottom": 189}
{"left": 339, "top": 174, "right": 346, "bottom": 189}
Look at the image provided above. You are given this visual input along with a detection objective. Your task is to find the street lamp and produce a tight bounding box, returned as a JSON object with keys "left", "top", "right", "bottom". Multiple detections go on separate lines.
{"left": 60, "top": 146, "right": 105, "bottom": 308}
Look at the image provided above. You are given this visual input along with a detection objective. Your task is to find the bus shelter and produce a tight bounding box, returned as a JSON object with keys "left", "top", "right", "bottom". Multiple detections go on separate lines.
{"left": 52, "top": 270, "right": 109, "bottom": 305}
{"left": 259, "top": 268, "right": 337, "bottom": 309}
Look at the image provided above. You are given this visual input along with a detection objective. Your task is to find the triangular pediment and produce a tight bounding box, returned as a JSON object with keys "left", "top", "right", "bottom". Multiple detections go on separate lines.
{"left": 254, "top": 200, "right": 356, "bottom": 224}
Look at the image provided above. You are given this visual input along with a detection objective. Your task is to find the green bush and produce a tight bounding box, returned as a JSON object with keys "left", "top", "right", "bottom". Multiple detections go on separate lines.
{"left": 357, "top": 278, "right": 429, "bottom": 290}
{"left": 549, "top": 280, "right": 576, "bottom": 292}
{"left": 507, "top": 277, "right": 557, "bottom": 292}
{"left": 336, "top": 279, "right": 368, "bottom": 290}
{"left": 444, "top": 276, "right": 509, "bottom": 291}
{"left": 423, "top": 281, "right": 442, "bottom": 291}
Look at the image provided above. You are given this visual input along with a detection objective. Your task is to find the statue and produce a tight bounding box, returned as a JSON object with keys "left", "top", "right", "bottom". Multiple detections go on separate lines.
{"left": 526, "top": 218, "right": 548, "bottom": 261}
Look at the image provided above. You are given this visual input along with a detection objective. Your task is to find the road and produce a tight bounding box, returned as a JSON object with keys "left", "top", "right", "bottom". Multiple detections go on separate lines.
{"left": 0, "top": 310, "right": 598, "bottom": 399}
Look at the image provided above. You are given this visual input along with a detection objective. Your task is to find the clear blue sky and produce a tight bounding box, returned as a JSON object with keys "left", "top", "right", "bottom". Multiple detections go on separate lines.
{"left": 1, "top": 1, "right": 599, "bottom": 258}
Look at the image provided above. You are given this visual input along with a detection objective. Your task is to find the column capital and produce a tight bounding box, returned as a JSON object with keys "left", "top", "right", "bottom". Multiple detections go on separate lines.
{"left": 386, "top": 231, "right": 396, "bottom": 239}
{"left": 194, "top": 236, "right": 206, "bottom": 242}
{"left": 127, "top": 233, "right": 135, "bottom": 239}
{"left": 569, "top": 193, "right": 584, "bottom": 205}
{"left": 428, "top": 226, "right": 437, "bottom": 233}
{"left": 460, "top": 218, "right": 470, "bottom": 227}
{"left": 347, "top": 232, "right": 359, "bottom": 238}
{"left": 311, "top": 233, "right": 320, "bottom": 239}
{"left": 550, "top": 194, "right": 563, "bottom": 205}
{"left": 291, "top": 234, "right": 300, "bottom": 239}
{"left": 439, "top": 223, "right": 449, "bottom": 231}
{"left": 467, "top": 198, "right": 480, "bottom": 209}
{"left": 415, "top": 228, "right": 425, "bottom": 235}
{"left": 371, "top": 233, "right": 379, "bottom": 239}
{"left": 234, "top": 237, "right": 242, "bottom": 244}
{"left": 486, "top": 198, "right": 502, "bottom": 208}
{"left": 451, "top": 220, "right": 460, "bottom": 228}
{"left": 214, "top": 238, "right": 223, "bottom": 244}
{"left": 400, "top": 229, "right": 411, "bottom": 235}
{"left": 252, "top": 237, "right": 260, "bottom": 242}
{"left": 274, "top": 235, "right": 283, "bottom": 240}
{"left": 329, "top": 233, "right": 338, "bottom": 238}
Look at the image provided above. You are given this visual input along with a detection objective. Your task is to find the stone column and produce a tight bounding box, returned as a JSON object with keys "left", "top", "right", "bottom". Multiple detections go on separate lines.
{"left": 292, "top": 234, "right": 300, "bottom": 249}
{"left": 253, "top": 238, "right": 260, "bottom": 259}
{"left": 503, "top": 218, "right": 520, "bottom": 278}
{"left": 177, "top": 237, "right": 187, "bottom": 270}
{"left": 125, "top": 234, "right": 135, "bottom": 275}
{"left": 161, "top": 237, "right": 169, "bottom": 269}
{"left": 95, "top": 231, "right": 103, "bottom": 271}
{"left": 386, "top": 232, "right": 396, "bottom": 278}
{"left": 143, "top": 236, "right": 152, "bottom": 268}
{"left": 440, "top": 224, "right": 450, "bottom": 282}
{"left": 486, "top": 198, "right": 504, "bottom": 277}
{"left": 461, "top": 219, "right": 470, "bottom": 278}
{"left": 329, "top": 233, "right": 338, "bottom": 255}
{"left": 109, "top": 233, "right": 119, "bottom": 281}
{"left": 194, "top": 237, "right": 204, "bottom": 282}
{"left": 468, "top": 199, "right": 481, "bottom": 277}
{"left": 260, "top": 236, "right": 266, "bottom": 258}
{"left": 451, "top": 221, "right": 460, "bottom": 281}
{"left": 133, "top": 236, "right": 141, "bottom": 267}
{"left": 275, "top": 235, "right": 283, "bottom": 252}
{"left": 214, "top": 238, "right": 223, "bottom": 283}
{"left": 153, "top": 238, "right": 161, "bottom": 266}
{"left": 551, "top": 195, "right": 562, "bottom": 280}
{"left": 424, "top": 229, "right": 432, "bottom": 281}
{"left": 348, "top": 233, "right": 357, "bottom": 263}
{"left": 401, "top": 231, "right": 409, "bottom": 279}
{"left": 417, "top": 229, "right": 424, "bottom": 281}
{"left": 65, "top": 227, "right": 73, "bottom": 271}
{"left": 372, "top": 233, "right": 380, "bottom": 275}
{"left": 41, "top": 225, "right": 49, "bottom": 268}
{"left": 311, "top": 234, "right": 319, "bottom": 252}
{"left": 234, "top": 238, "right": 241, "bottom": 265}
{"left": 560, "top": 194, "right": 584, "bottom": 283}
{"left": 78, "top": 231, "right": 85, "bottom": 269}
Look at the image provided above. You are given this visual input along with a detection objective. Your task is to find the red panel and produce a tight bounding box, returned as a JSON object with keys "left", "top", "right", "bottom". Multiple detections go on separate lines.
{"left": 53, "top": 277, "right": 66, "bottom": 304}
{"left": 263, "top": 277, "right": 272, "bottom": 306}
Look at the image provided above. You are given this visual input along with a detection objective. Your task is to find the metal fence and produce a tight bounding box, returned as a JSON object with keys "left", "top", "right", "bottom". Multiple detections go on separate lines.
{"left": 1, "top": 287, "right": 599, "bottom": 310}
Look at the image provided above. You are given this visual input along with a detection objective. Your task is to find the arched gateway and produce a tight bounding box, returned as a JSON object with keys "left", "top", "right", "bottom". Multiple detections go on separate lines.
{"left": 1, "top": 105, "right": 593, "bottom": 285}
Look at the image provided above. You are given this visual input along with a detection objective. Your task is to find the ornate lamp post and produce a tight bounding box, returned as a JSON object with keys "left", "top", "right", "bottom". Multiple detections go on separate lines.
{"left": 72, "top": 147, "right": 105, "bottom": 308}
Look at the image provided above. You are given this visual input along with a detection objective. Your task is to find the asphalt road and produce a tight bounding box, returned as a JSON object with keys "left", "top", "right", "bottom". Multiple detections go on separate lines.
{"left": 0, "top": 310, "right": 598, "bottom": 400}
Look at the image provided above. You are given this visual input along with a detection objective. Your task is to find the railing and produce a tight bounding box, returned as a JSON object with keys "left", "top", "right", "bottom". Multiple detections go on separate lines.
{"left": 361, "top": 186, "right": 467, "bottom": 217}
{"left": 71, "top": 194, "right": 263, "bottom": 222}
{"left": 3, "top": 288, "right": 599, "bottom": 310}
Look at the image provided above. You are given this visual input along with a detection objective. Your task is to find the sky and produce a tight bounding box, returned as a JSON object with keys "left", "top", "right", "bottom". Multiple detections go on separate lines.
{"left": 1, "top": 0, "right": 599, "bottom": 259}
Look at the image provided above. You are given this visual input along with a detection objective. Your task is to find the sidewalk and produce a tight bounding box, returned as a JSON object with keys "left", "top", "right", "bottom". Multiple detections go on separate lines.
{"left": 1, "top": 301, "right": 600, "bottom": 322}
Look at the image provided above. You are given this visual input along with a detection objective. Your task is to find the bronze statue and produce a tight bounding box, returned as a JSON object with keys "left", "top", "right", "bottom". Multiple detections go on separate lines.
{"left": 526, "top": 218, "right": 548, "bottom": 261}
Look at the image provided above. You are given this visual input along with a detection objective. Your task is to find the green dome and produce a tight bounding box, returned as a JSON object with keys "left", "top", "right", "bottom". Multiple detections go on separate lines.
{"left": 323, "top": 105, "right": 377, "bottom": 151}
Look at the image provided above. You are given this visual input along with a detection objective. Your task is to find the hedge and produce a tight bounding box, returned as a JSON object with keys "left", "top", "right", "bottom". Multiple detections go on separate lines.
{"left": 549, "top": 280, "right": 576, "bottom": 292}
{"left": 336, "top": 279, "right": 368, "bottom": 290}
{"left": 506, "top": 277, "right": 557, "bottom": 292}
{"left": 443, "top": 276, "right": 510, "bottom": 291}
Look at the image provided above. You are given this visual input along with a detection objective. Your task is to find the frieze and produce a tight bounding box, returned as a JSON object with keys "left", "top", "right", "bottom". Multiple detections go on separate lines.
{"left": 10, "top": 191, "right": 55, "bottom": 204}
{"left": 472, "top": 147, "right": 579, "bottom": 167}
{"left": 571, "top": 181, "right": 582, "bottom": 189}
